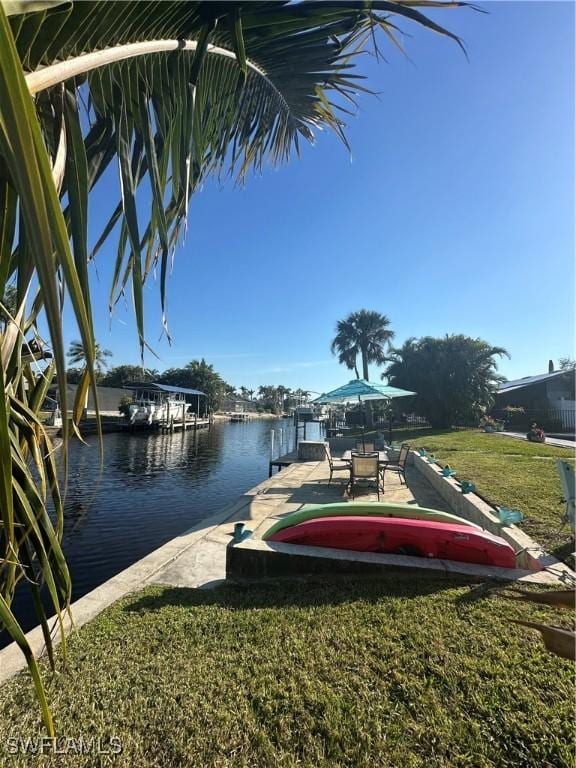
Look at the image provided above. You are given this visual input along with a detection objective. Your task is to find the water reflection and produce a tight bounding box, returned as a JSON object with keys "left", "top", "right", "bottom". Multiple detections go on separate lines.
{"left": 2, "top": 419, "right": 321, "bottom": 643}
{"left": 110, "top": 427, "right": 222, "bottom": 483}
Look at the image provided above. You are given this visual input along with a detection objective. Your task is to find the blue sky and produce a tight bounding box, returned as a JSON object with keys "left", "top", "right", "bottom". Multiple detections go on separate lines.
{"left": 68, "top": 1, "right": 575, "bottom": 393}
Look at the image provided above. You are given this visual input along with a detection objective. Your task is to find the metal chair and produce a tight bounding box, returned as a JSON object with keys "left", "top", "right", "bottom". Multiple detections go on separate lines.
{"left": 355, "top": 441, "right": 375, "bottom": 454}
{"left": 382, "top": 443, "right": 410, "bottom": 485}
{"left": 349, "top": 452, "right": 382, "bottom": 499}
{"left": 324, "top": 443, "right": 350, "bottom": 485}
{"left": 557, "top": 460, "right": 575, "bottom": 533}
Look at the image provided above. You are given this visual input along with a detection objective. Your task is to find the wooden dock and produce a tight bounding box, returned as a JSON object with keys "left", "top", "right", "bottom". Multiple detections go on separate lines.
{"left": 57, "top": 416, "right": 211, "bottom": 436}
{"left": 229, "top": 413, "right": 251, "bottom": 422}
{"left": 156, "top": 417, "right": 211, "bottom": 433}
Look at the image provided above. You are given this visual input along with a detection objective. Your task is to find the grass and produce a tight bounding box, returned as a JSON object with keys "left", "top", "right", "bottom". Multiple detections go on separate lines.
{"left": 0, "top": 577, "right": 574, "bottom": 767}
{"left": 381, "top": 429, "right": 574, "bottom": 557}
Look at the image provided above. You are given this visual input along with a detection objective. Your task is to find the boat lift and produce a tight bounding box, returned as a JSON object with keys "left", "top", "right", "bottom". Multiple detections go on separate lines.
{"left": 123, "top": 382, "right": 209, "bottom": 432}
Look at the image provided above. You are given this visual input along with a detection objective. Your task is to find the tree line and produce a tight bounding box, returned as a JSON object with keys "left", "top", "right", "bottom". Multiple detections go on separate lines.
{"left": 66, "top": 342, "right": 311, "bottom": 414}
{"left": 66, "top": 316, "right": 574, "bottom": 426}
{"left": 330, "top": 309, "right": 509, "bottom": 429}
{"left": 329, "top": 310, "right": 574, "bottom": 427}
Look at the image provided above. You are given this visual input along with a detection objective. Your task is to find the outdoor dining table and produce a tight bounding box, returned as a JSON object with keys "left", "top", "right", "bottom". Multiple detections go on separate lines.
{"left": 342, "top": 450, "right": 389, "bottom": 467}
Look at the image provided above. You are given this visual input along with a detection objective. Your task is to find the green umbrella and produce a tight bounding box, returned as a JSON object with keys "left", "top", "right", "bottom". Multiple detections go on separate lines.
{"left": 312, "top": 380, "right": 415, "bottom": 446}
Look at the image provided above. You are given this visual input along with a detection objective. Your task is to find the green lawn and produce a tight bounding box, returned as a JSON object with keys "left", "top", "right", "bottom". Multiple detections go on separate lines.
{"left": 0, "top": 578, "right": 573, "bottom": 767}
{"left": 387, "top": 429, "right": 574, "bottom": 557}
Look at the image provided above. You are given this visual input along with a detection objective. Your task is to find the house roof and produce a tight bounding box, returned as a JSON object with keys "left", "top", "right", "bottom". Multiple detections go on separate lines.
{"left": 124, "top": 382, "right": 206, "bottom": 396}
{"left": 498, "top": 369, "right": 573, "bottom": 394}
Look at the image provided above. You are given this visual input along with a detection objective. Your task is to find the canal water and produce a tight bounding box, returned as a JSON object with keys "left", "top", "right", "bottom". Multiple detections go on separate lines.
{"left": 2, "top": 418, "right": 322, "bottom": 647}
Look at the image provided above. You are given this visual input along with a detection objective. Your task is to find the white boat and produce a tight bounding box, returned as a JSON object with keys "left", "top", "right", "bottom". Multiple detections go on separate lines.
{"left": 124, "top": 383, "right": 206, "bottom": 427}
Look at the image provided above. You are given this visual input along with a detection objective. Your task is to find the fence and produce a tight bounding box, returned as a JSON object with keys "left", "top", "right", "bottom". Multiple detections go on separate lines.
{"left": 491, "top": 408, "right": 575, "bottom": 434}
{"left": 371, "top": 414, "right": 431, "bottom": 431}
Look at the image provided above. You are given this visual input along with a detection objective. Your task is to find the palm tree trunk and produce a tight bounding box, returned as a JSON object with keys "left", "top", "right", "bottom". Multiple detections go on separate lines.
{"left": 361, "top": 349, "right": 369, "bottom": 381}
{"left": 361, "top": 348, "right": 373, "bottom": 427}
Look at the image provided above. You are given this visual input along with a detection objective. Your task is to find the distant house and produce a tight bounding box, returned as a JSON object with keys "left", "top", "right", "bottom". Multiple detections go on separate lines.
{"left": 494, "top": 367, "right": 575, "bottom": 431}
{"left": 46, "top": 384, "right": 127, "bottom": 413}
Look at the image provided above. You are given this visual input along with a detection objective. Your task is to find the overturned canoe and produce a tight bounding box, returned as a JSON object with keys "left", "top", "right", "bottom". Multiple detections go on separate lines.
{"left": 266, "top": 515, "right": 517, "bottom": 568}
{"left": 262, "top": 501, "right": 481, "bottom": 541}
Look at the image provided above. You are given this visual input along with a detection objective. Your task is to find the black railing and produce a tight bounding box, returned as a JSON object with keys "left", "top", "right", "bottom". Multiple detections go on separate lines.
{"left": 376, "top": 414, "right": 431, "bottom": 430}
{"left": 344, "top": 412, "right": 431, "bottom": 430}
{"left": 491, "top": 408, "right": 575, "bottom": 434}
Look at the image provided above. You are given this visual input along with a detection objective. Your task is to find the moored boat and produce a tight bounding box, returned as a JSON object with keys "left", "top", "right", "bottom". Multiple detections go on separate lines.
{"left": 123, "top": 382, "right": 206, "bottom": 427}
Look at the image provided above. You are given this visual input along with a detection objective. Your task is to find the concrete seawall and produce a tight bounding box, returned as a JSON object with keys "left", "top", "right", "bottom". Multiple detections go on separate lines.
{"left": 411, "top": 452, "right": 574, "bottom": 578}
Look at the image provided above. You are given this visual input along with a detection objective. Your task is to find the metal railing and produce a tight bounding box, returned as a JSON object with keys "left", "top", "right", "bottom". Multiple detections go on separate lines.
{"left": 269, "top": 420, "right": 325, "bottom": 460}
{"left": 491, "top": 408, "right": 575, "bottom": 433}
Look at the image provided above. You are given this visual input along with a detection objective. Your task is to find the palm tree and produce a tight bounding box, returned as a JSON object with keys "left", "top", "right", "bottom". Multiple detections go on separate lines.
{"left": 294, "top": 389, "right": 310, "bottom": 406}
{"left": 384, "top": 335, "right": 509, "bottom": 428}
{"left": 0, "top": 0, "right": 464, "bottom": 733}
{"left": 331, "top": 310, "right": 395, "bottom": 381}
{"left": 277, "top": 386, "right": 292, "bottom": 413}
{"left": 68, "top": 340, "right": 112, "bottom": 376}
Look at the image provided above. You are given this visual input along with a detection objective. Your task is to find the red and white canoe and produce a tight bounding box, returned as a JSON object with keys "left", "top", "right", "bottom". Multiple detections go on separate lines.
{"left": 267, "top": 515, "right": 517, "bottom": 568}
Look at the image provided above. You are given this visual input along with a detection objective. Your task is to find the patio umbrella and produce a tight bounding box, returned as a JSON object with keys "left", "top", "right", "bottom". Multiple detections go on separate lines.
{"left": 311, "top": 380, "right": 416, "bottom": 446}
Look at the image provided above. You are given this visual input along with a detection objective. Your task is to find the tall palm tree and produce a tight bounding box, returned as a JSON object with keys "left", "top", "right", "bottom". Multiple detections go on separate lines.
{"left": 294, "top": 388, "right": 310, "bottom": 406}
{"left": 68, "top": 340, "right": 112, "bottom": 376}
{"left": 331, "top": 310, "right": 395, "bottom": 381}
{"left": 0, "top": 0, "right": 465, "bottom": 732}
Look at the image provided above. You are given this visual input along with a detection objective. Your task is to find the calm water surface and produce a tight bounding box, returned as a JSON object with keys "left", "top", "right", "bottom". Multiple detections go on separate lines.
{"left": 3, "top": 418, "right": 322, "bottom": 645}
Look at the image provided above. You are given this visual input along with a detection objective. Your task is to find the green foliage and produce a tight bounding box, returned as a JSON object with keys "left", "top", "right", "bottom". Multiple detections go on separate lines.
{"left": 479, "top": 415, "right": 504, "bottom": 430}
{"left": 118, "top": 394, "right": 133, "bottom": 418}
{"left": 331, "top": 309, "right": 394, "bottom": 381}
{"left": 158, "top": 359, "right": 228, "bottom": 411}
{"left": 257, "top": 385, "right": 291, "bottom": 414}
{"left": 385, "top": 334, "right": 509, "bottom": 429}
{"left": 99, "top": 364, "right": 157, "bottom": 388}
{"left": 503, "top": 405, "right": 525, "bottom": 414}
{"left": 65, "top": 366, "right": 85, "bottom": 384}
{"left": 67, "top": 339, "right": 112, "bottom": 374}
{"left": 0, "top": 578, "right": 573, "bottom": 767}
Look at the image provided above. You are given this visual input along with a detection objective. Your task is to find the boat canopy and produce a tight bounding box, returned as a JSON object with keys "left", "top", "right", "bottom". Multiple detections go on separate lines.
{"left": 124, "top": 382, "right": 206, "bottom": 397}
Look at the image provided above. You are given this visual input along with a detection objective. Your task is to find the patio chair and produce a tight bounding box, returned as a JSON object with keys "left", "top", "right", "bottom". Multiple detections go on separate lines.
{"left": 557, "top": 460, "right": 575, "bottom": 533}
{"left": 355, "top": 441, "right": 375, "bottom": 454}
{"left": 324, "top": 443, "right": 350, "bottom": 485}
{"left": 381, "top": 443, "right": 410, "bottom": 486}
{"left": 349, "top": 452, "right": 382, "bottom": 499}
